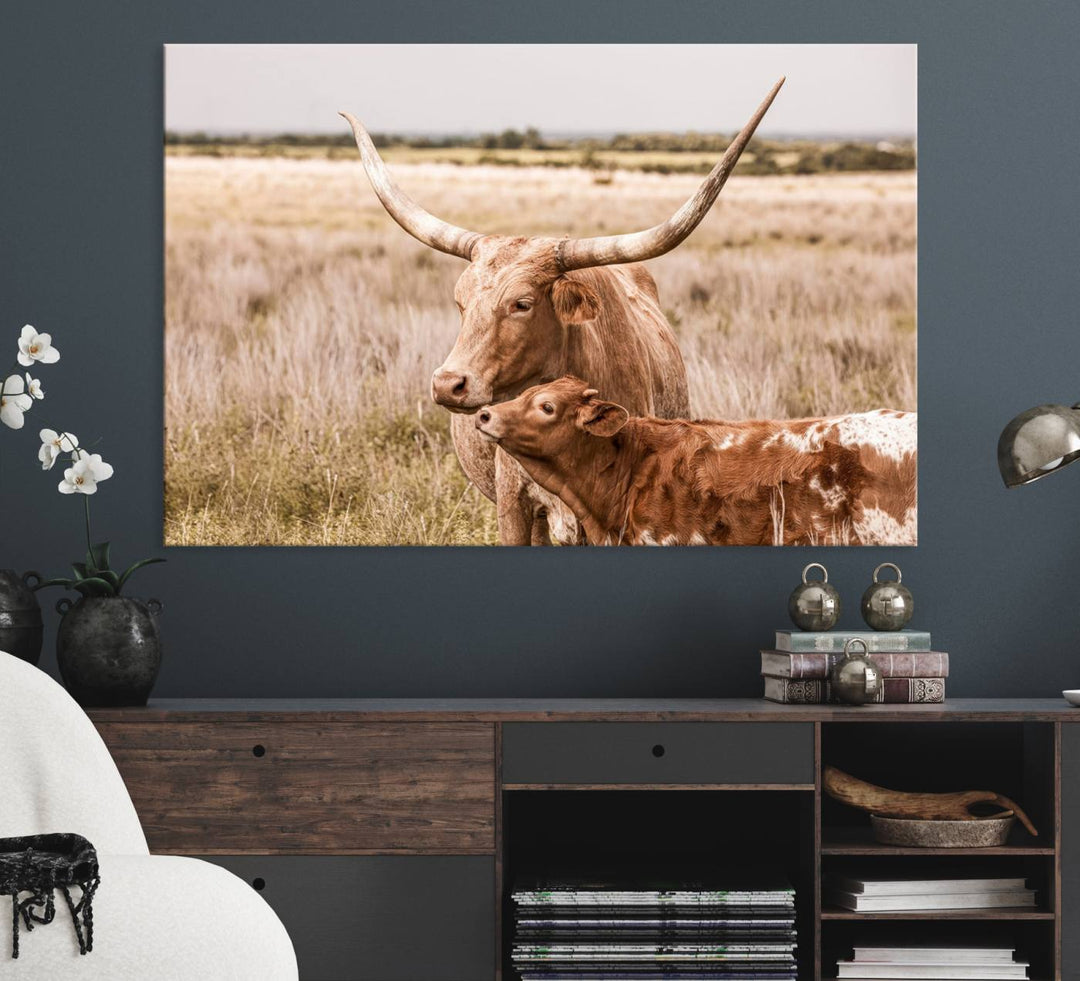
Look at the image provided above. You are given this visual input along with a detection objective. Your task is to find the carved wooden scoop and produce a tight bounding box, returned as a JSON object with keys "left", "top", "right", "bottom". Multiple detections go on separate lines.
{"left": 824, "top": 766, "right": 1039, "bottom": 836}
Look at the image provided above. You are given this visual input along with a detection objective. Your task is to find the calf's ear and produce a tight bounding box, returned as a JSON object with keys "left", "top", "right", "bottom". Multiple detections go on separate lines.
{"left": 551, "top": 277, "right": 600, "bottom": 324}
{"left": 579, "top": 400, "right": 630, "bottom": 437}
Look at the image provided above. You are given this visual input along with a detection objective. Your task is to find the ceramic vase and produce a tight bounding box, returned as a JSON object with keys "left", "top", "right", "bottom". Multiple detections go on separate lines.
{"left": 0, "top": 569, "right": 44, "bottom": 666}
{"left": 56, "top": 596, "right": 163, "bottom": 707}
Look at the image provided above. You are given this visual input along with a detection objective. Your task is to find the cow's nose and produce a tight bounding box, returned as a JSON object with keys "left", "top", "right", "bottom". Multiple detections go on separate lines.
{"left": 431, "top": 368, "right": 472, "bottom": 406}
{"left": 478, "top": 409, "right": 491, "bottom": 424}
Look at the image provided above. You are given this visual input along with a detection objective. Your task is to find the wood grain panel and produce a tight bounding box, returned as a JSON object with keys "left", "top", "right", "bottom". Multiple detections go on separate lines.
{"left": 88, "top": 697, "right": 1080, "bottom": 724}
{"left": 1061, "top": 723, "right": 1079, "bottom": 977}
{"left": 95, "top": 721, "right": 495, "bottom": 854}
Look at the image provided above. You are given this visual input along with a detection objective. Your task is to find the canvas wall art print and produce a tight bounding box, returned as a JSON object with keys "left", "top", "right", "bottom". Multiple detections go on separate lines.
{"left": 164, "top": 44, "right": 917, "bottom": 546}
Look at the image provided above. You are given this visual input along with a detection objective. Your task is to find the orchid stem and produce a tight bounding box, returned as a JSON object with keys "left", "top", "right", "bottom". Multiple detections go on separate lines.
{"left": 84, "top": 494, "right": 93, "bottom": 555}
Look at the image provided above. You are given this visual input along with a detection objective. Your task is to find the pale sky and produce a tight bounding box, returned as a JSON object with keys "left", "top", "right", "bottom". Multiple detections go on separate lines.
{"left": 165, "top": 44, "right": 916, "bottom": 138}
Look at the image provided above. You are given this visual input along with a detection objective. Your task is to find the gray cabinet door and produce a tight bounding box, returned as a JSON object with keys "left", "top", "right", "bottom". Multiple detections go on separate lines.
{"left": 1063, "top": 725, "right": 1080, "bottom": 977}
{"left": 205, "top": 855, "right": 494, "bottom": 981}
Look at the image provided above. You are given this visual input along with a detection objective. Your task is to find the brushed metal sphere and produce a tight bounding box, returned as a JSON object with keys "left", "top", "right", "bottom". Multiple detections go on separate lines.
{"left": 788, "top": 563, "right": 841, "bottom": 631}
{"left": 862, "top": 583, "right": 913, "bottom": 630}
{"left": 861, "top": 563, "right": 913, "bottom": 631}
{"left": 831, "top": 640, "right": 884, "bottom": 705}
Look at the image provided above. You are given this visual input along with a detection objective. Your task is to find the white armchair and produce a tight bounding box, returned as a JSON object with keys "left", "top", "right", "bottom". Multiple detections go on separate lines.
{"left": 0, "top": 651, "right": 298, "bottom": 980}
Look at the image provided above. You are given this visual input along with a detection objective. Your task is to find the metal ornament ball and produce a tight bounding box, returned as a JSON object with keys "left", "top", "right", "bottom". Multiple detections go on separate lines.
{"left": 861, "top": 562, "right": 914, "bottom": 631}
{"left": 831, "top": 638, "right": 884, "bottom": 706}
{"left": 788, "top": 563, "right": 841, "bottom": 631}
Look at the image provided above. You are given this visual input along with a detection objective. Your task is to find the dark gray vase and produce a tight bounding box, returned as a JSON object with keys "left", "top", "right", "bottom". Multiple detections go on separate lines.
{"left": 0, "top": 569, "right": 44, "bottom": 665}
{"left": 56, "top": 596, "right": 163, "bottom": 707}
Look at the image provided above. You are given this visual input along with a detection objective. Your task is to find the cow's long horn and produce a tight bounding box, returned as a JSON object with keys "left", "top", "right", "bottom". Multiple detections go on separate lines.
{"left": 557, "top": 77, "right": 785, "bottom": 271}
{"left": 340, "top": 111, "right": 483, "bottom": 260}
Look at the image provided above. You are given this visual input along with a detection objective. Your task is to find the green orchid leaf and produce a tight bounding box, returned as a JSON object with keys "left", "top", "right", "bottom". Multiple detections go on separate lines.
{"left": 96, "top": 569, "right": 121, "bottom": 590}
{"left": 33, "top": 577, "right": 76, "bottom": 591}
{"left": 87, "top": 541, "right": 111, "bottom": 575}
{"left": 73, "top": 577, "right": 117, "bottom": 598}
{"left": 71, "top": 562, "right": 89, "bottom": 580}
{"left": 117, "top": 557, "right": 166, "bottom": 593}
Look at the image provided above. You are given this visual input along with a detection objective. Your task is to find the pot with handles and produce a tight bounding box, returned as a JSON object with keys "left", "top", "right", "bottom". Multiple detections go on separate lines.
{"left": 0, "top": 570, "right": 44, "bottom": 665}
{"left": 55, "top": 595, "right": 163, "bottom": 707}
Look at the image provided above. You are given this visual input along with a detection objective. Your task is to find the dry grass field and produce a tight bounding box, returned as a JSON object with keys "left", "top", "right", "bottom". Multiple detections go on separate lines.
{"left": 164, "top": 155, "right": 916, "bottom": 546}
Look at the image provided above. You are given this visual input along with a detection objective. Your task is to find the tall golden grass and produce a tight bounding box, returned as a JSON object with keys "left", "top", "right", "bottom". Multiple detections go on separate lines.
{"left": 165, "top": 157, "right": 915, "bottom": 545}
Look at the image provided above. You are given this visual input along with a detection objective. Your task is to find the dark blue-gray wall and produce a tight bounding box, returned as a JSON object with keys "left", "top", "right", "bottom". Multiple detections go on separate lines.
{"left": 2, "top": 1, "right": 1079, "bottom": 698}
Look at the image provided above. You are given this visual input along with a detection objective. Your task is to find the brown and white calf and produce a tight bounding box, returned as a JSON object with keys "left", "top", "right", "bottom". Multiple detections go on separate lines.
{"left": 476, "top": 376, "right": 916, "bottom": 546}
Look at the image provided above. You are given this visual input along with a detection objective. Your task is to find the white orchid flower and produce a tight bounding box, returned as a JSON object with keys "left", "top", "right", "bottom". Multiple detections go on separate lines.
{"left": 24, "top": 373, "right": 43, "bottom": 400}
{"left": 58, "top": 450, "right": 114, "bottom": 495}
{"left": 38, "top": 429, "right": 79, "bottom": 470}
{"left": 17, "top": 325, "right": 60, "bottom": 367}
{"left": 0, "top": 374, "right": 33, "bottom": 429}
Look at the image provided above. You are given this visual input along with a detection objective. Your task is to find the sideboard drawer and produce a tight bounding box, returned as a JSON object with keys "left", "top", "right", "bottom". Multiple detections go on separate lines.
{"left": 206, "top": 855, "right": 495, "bottom": 981}
{"left": 501, "top": 722, "right": 813, "bottom": 786}
{"left": 95, "top": 722, "right": 495, "bottom": 854}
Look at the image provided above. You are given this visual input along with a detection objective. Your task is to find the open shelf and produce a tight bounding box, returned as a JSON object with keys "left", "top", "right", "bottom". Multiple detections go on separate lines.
{"left": 821, "top": 825, "right": 1053, "bottom": 856}
{"left": 501, "top": 788, "right": 814, "bottom": 980}
{"left": 817, "top": 720, "right": 1059, "bottom": 981}
{"left": 820, "top": 915, "right": 1056, "bottom": 980}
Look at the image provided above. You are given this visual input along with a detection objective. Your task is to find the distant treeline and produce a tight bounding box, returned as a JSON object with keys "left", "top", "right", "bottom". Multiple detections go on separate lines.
{"left": 164, "top": 128, "right": 916, "bottom": 175}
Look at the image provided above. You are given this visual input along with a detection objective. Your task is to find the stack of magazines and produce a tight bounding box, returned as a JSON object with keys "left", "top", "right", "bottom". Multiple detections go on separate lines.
{"left": 510, "top": 875, "right": 797, "bottom": 980}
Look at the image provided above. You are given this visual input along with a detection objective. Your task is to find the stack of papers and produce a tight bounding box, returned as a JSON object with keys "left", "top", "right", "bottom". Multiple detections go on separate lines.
{"left": 837, "top": 946, "right": 1028, "bottom": 979}
{"left": 825, "top": 875, "right": 1036, "bottom": 912}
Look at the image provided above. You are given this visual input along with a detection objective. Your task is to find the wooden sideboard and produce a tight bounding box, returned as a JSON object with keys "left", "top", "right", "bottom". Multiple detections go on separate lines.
{"left": 89, "top": 699, "right": 1080, "bottom": 981}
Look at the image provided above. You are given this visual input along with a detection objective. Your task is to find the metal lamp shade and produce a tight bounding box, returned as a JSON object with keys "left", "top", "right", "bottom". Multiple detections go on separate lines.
{"left": 997, "top": 403, "right": 1080, "bottom": 487}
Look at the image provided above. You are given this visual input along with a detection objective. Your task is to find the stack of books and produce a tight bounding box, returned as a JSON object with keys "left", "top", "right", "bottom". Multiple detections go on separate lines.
{"left": 825, "top": 874, "right": 1036, "bottom": 912}
{"left": 836, "top": 945, "right": 1029, "bottom": 979}
{"left": 510, "top": 875, "right": 798, "bottom": 980}
{"left": 761, "top": 629, "right": 948, "bottom": 704}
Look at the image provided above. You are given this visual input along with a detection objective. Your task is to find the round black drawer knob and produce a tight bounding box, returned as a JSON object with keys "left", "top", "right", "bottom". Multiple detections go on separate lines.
{"left": 252, "top": 744, "right": 267, "bottom": 758}
{"left": 252, "top": 877, "right": 266, "bottom": 891}
{"left": 651, "top": 744, "right": 666, "bottom": 758}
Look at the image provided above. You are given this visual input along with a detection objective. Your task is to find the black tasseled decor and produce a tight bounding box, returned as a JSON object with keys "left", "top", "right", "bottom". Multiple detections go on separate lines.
{"left": 0, "top": 834, "right": 100, "bottom": 959}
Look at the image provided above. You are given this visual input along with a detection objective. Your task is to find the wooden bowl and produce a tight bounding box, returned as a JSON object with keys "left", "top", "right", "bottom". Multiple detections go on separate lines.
{"left": 870, "top": 813, "right": 1016, "bottom": 848}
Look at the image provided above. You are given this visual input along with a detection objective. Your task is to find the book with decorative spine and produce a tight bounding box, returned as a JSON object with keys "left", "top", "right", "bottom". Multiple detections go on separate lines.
{"left": 761, "top": 650, "right": 948, "bottom": 680}
{"left": 762, "top": 676, "right": 945, "bottom": 704}
{"left": 775, "top": 629, "right": 931, "bottom": 653}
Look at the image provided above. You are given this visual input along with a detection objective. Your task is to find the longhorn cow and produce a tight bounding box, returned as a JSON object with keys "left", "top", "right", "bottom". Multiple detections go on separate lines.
{"left": 476, "top": 376, "right": 918, "bottom": 546}
{"left": 341, "top": 78, "right": 784, "bottom": 544}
